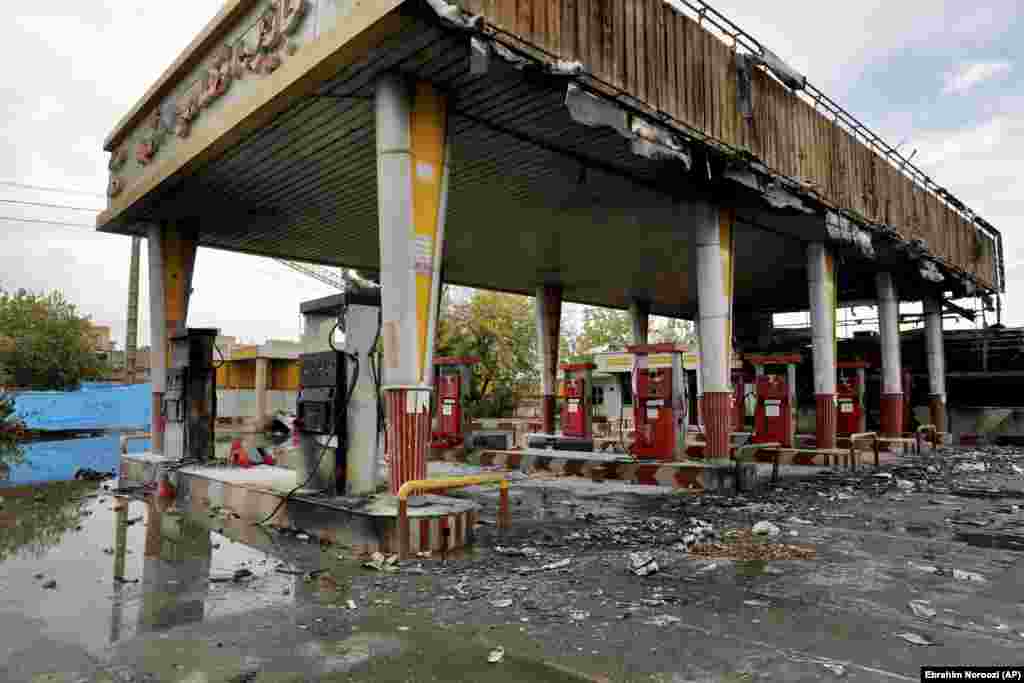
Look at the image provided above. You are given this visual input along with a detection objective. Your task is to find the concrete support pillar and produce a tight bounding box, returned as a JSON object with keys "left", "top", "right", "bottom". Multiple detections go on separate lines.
{"left": 694, "top": 201, "right": 735, "bottom": 462}
{"left": 629, "top": 299, "right": 650, "bottom": 345}
{"left": 147, "top": 222, "right": 199, "bottom": 455}
{"left": 876, "top": 272, "right": 903, "bottom": 437}
{"left": 693, "top": 319, "right": 704, "bottom": 428}
{"left": 923, "top": 296, "right": 947, "bottom": 432}
{"left": 345, "top": 303, "right": 383, "bottom": 495}
{"left": 146, "top": 225, "right": 166, "bottom": 455}
{"left": 254, "top": 358, "right": 270, "bottom": 432}
{"left": 787, "top": 363, "right": 798, "bottom": 447}
{"left": 125, "top": 236, "right": 141, "bottom": 385}
{"left": 807, "top": 243, "right": 837, "bottom": 449}
{"left": 376, "top": 74, "right": 449, "bottom": 494}
{"left": 536, "top": 283, "right": 563, "bottom": 435}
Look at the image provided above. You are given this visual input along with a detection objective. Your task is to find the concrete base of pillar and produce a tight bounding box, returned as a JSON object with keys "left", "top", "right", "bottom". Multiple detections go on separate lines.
{"left": 928, "top": 396, "right": 947, "bottom": 433}
{"left": 385, "top": 388, "right": 430, "bottom": 495}
{"left": 119, "top": 452, "right": 478, "bottom": 555}
{"left": 815, "top": 394, "right": 837, "bottom": 449}
{"left": 880, "top": 393, "right": 904, "bottom": 437}
{"left": 703, "top": 392, "right": 732, "bottom": 461}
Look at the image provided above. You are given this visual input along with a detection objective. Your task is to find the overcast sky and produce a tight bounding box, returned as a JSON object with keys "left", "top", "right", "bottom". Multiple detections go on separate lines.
{"left": 1, "top": 1, "right": 1019, "bottom": 349}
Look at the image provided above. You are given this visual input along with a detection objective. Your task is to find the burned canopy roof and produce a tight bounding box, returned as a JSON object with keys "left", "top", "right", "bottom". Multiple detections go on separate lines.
{"left": 98, "top": 0, "right": 1003, "bottom": 315}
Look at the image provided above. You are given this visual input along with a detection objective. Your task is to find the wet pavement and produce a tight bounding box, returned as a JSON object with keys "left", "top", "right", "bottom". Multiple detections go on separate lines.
{"left": 0, "top": 445, "right": 1023, "bottom": 681}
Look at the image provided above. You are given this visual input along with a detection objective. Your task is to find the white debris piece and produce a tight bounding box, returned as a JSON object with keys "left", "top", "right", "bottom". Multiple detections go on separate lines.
{"left": 752, "top": 521, "right": 781, "bottom": 537}
{"left": 645, "top": 615, "right": 681, "bottom": 626}
{"left": 952, "top": 462, "right": 987, "bottom": 474}
{"left": 487, "top": 646, "right": 505, "bottom": 664}
{"left": 952, "top": 569, "right": 986, "bottom": 583}
{"left": 491, "top": 599, "right": 513, "bottom": 609}
{"left": 629, "top": 552, "right": 659, "bottom": 576}
{"left": 786, "top": 517, "right": 814, "bottom": 525}
{"left": 895, "top": 632, "right": 935, "bottom": 646}
{"left": 908, "top": 600, "right": 936, "bottom": 619}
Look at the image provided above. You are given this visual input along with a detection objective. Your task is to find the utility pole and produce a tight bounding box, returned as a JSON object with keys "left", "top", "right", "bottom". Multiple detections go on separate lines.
{"left": 125, "top": 236, "right": 141, "bottom": 384}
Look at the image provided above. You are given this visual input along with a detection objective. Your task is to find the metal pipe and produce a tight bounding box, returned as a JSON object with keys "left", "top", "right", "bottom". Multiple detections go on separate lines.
{"left": 397, "top": 474, "right": 509, "bottom": 559}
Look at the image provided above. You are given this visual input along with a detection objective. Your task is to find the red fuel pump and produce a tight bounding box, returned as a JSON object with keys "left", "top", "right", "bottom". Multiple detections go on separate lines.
{"left": 629, "top": 344, "right": 687, "bottom": 462}
{"left": 431, "top": 356, "right": 480, "bottom": 449}
{"left": 731, "top": 369, "right": 751, "bottom": 432}
{"left": 836, "top": 377, "right": 862, "bottom": 437}
{"left": 559, "top": 363, "right": 595, "bottom": 439}
{"left": 753, "top": 375, "right": 793, "bottom": 447}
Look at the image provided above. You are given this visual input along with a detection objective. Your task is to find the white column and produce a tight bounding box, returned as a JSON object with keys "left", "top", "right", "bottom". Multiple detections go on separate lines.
{"left": 147, "top": 224, "right": 166, "bottom": 455}
{"left": 923, "top": 297, "right": 946, "bottom": 402}
{"left": 876, "top": 272, "right": 902, "bottom": 395}
{"left": 807, "top": 242, "right": 837, "bottom": 448}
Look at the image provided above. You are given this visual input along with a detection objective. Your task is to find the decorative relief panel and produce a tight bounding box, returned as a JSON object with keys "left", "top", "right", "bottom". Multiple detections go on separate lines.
{"left": 106, "top": 0, "right": 313, "bottom": 203}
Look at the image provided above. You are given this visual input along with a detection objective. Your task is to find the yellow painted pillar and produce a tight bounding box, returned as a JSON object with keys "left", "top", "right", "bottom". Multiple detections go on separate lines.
{"left": 376, "top": 75, "right": 449, "bottom": 494}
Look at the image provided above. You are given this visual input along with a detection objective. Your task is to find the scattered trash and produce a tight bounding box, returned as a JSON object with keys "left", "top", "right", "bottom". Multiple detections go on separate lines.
{"left": 488, "top": 647, "right": 505, "bottom": 663}
{"left": 952, "top": 462, "right": 987, "bottom": 474}
{"left": 296, "top": 533, "right": 310, "bottom": 541}
{"left": 908, "top": 562, "right": 939, "bottom": 574}
{"left": 952, "top": 569, "right": 986, "bottom": 583}
{"left": 786, "top": 517, "right": 813, "bottom": 525}
{"left": 896, "top": 479, "right": 915, "bottom": 491}
{"left": 645, "top": 615, "right": 681, "bottom": 626}
{"left": 569, "top": 610, "right": 589, "bottom": 622}
{"left": 232, "top": 569, "right": 253, "bottom": 582}
{"left": 908, "top": 600, "right": 937, "bottom": 619}
{"left": 894, "top": 632, "right": 935, "bottom": 646}
{"left": 397, "top": 626, "right": 410, "bottom": 632}
{"left": 1012, "top": 465, "right": 1024, "bottom": 476}
{"left": 629, "top": 552, "right": 659, "bottom": 576}
{"left": 822, "top": 663, "right": 846, "bottom": 676}
{"left": 743, "top": 600, "right": 771, "bottom": 608}
{"left": 42, "top": 579, "right": 57, "bottom": 590}
{"left": 752, "top": 521, "right": 780, "bottom": 537}
{"left": 363, "top": 552, "right": 399, "bottom": 572}
{"left": 540, "top": 558, "right": 572, "bottom": 571}
{"left": 873, "top": 473, "right": 893, "bottom": 480}
{"left": 346, "top": 599, "right": 357, "bottom": 610}
{"left": 491, "top": 599, "right": 513, "bottom": 608}
{"left": 788, "top": 530, "right": 799, "bottom": 537}
{"left": 495, "top": 546, "right": 539, "bottom": 557}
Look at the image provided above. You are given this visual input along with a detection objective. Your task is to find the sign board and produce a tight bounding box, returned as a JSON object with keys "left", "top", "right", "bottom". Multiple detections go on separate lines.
{"left": 594, "top": 351, "right": 743, "bottom": 374}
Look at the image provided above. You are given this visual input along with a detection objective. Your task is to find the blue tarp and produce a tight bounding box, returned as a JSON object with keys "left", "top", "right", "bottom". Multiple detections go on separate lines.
{"left": 2, "top": 435, "right": 151, "bottom": 485}
{"left": 12, "top": 383, "right": 152, "bottom": 432}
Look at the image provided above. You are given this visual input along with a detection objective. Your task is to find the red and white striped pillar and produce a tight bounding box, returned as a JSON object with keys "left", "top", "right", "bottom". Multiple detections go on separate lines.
{"left": 807, "top": 242, "right": 837, "bottom": 449}
{"left": 693, "top": 201, "right": 735, "bottom": 463}
{"left": 385, "top": 387, "right": 431, "bottom": 494}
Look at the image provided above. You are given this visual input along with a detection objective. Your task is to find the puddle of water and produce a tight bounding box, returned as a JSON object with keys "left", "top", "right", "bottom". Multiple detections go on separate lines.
{"left": 2, "top": 432, "right": 288, "bottom": 487}
{"left": 0, "top": 480, "right": 357, "bottom": 656}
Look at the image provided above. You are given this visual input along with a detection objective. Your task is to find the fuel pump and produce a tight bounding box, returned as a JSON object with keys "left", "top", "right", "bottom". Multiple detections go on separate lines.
{"left": 295, "top": 350, "right": 349, "bottom": 494}
{"left": 731, "top": 369, "right": 752, "bottom": 432}
{"left": 747, "top": 353, "right": 801, "bottom": 448}
{"left": 629, "top": 344, "right": 687, "bottom": 462}
{"left": 163, "top": 328, "right": 219, "bottom": 462}
{"left": 431, "top": 356, "right": 479, "bottom": 449}
{"left": 752, "top": 375, "right": 792, "bottom": 447}
{"left": 836, "top": 360, "right": 869, "bottom": 436}
{"left": 560, "top": 363, "right": 596, "bottom": 439}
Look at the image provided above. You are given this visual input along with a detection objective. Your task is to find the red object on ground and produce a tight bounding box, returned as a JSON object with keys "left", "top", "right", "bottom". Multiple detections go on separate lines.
{"left": 157, "top": 475, "right": 176, "bottom": 499}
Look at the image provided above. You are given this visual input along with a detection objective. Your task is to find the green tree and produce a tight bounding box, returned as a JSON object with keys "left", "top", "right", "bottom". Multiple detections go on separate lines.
{"left": 0, "top": 392, "right": 24, "bottom": 471}
{"left": 574, "top": 307, "right": 632, "bottom": 357}
{"left": 651, "top": 316, "right": 695, "bottom": 345}
{"left": 0, "top": 288, "right": 106, "bottom": 390}
{"left": 436, "top": 290, "right": 538, "bottom": 418}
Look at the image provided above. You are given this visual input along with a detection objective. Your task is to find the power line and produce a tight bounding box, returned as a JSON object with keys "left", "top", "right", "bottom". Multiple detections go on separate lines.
{"left": 0, "top": 198, "right": 102, "bottom": 213}
{"left": 0, "top": 180, "right": 105, "bottom": 198}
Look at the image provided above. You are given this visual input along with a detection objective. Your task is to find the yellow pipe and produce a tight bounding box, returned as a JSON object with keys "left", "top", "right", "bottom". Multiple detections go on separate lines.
{"left": 397, "top": 474, "right": 510, "bottom": 559}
